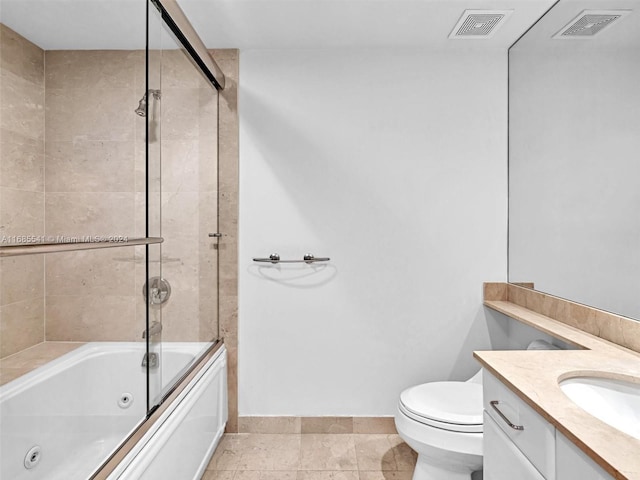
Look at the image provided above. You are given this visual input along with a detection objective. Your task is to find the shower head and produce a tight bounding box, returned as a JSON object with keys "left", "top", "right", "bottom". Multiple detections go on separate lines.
{"left": 135, "top": 93, "right": 147, "bottom": 117}
{"left": 134, "top": 90, "right": 161, "bottom": 117}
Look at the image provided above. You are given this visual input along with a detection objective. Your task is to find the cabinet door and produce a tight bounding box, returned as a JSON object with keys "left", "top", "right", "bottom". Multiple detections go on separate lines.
{"left": 484, "top": 370, "right": 556, "bottom": 478}
{"left": 484, "top": 412, "right": 547, "bottom": 480}
{"left": 556, "top": 433, "right": 612, "bottom": 480}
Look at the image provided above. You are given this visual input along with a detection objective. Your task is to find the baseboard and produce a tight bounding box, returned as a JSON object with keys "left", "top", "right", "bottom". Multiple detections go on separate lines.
{"left": 238, "top": 416, "right": 397, "bottom": 434}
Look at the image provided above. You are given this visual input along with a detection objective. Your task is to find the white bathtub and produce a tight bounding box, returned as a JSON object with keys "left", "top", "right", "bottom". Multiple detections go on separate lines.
{"left": 0, "top": 342, "right": 227, "bottom": 480}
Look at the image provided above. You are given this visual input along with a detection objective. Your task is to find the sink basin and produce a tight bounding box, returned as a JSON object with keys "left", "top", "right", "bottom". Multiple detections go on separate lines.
{"left": 559, "top": 376, "right": 640, "bottom": 439}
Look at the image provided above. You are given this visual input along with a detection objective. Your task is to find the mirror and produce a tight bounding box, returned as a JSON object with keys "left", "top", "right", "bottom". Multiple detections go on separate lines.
{"left": 508, "top": 0, "right": 640, "bottom": 320}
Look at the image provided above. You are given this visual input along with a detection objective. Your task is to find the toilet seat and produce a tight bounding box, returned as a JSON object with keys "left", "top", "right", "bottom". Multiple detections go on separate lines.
{"left": 399, "top": 381, "right": 483, "bottom": 433}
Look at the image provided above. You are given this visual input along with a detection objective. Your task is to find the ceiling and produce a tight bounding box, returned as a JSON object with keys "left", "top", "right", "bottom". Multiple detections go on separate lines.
{"left": 1, "top": 0, "right": 558, "bottom": 50}
{"left": 1, "top": 0, "right": 147, "bottom": 50}
{"left": 177, "top": 0, "right": 558, "bottom": 50}
{"left": 511, "top": 0, "right": 640, "bottom": 51}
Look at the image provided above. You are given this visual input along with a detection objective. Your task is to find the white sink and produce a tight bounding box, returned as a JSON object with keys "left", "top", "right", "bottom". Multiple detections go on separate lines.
{"left": 559, "top": 376, "right": 640, "bottom": 440}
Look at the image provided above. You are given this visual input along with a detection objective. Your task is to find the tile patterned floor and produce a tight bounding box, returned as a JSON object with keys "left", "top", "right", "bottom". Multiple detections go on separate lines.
{"left": 203, "top": 434, "right": 417, "bottom": 480}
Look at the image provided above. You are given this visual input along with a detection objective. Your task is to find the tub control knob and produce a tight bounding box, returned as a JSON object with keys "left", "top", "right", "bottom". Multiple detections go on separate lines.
{"left": 142, "top": 277, "right": 171, "bottom": 306}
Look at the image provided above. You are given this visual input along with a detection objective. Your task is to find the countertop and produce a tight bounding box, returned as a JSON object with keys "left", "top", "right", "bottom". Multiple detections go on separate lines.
{"left": 475, "top": 300, "right": 640, "bottom": 480}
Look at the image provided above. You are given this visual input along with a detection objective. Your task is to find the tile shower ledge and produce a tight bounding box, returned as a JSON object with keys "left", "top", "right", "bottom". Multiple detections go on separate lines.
{"left": 0, "top": 341, "right": 85, "bottom": 386}
{"left": 476, "top": 299, "right": 640, "bottom": 480}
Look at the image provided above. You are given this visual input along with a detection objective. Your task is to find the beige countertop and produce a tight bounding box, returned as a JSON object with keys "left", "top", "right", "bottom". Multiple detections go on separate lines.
{"left": 476, "top": 300, "right": 640, "bottom": 480}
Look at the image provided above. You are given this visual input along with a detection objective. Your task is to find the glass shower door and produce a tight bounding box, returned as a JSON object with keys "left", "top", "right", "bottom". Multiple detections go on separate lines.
{"left": 146, "top": 1, "right": 219, "bottom": 407}
{"left": 0, "top": 1, "right": 154, "bottom": 478}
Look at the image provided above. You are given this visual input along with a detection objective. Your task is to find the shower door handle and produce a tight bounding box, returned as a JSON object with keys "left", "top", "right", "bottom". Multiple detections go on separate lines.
{"left": 208, "top": 233, "right": 222, "bottom": 238}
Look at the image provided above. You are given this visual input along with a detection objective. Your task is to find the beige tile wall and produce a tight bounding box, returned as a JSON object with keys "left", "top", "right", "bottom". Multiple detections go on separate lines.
{"left": 0, "top": 25, "right": 45, "bottom": 358}
{"left": 43, "top": 48, "right": 221, "bottom": 345}
{"left": 1, "top": 36, "right": 237, "bottom": 397}
{"left": 145, "top": 49, "right": 219, "bottom": 343}
{"left": 211, "top": 49, "right": 239, "bottom": 432}
{"left": 43, "top": 50, "right": 142, "bottom": 341}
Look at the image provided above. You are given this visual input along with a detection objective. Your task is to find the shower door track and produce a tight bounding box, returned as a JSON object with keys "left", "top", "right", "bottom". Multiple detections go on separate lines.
{"left": 0, "top": 237, "right": 163, "bottom": 258}
{"left": 151, "top": 0, "right": 225, "bottom": 90}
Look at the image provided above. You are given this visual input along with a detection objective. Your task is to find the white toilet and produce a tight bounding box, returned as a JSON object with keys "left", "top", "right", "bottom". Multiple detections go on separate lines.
{"left": 395, "top": 340, "right": 559, "bottom": 480}
{"left": 395, "top": 370, "right": 483, "bottom": 480}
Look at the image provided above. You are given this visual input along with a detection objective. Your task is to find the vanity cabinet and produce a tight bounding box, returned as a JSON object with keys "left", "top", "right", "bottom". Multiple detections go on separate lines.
{"left": 483, "top": 370, "right": 613, "bottom": 480}
{"left": 484, "top": 412, "right": 546, "bottom": 480}
{"left": 484, "top": 370, "right": 556, "bottom": 480}
{"left": 556, "top": 433, "right": 610, "bottom": 480}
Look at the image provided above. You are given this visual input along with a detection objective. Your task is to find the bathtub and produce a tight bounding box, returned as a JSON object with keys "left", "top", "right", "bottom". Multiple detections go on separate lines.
{"left": 0, "top": 342, "right": 227, "bottom": 480}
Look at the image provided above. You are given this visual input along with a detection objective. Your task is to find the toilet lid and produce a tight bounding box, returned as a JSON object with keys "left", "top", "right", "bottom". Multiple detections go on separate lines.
{"left": 399, "top": 382, "right": 483, "bottom": 432}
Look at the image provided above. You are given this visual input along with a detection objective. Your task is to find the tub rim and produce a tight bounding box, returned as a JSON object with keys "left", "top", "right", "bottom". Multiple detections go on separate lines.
{"left": 0, "top": 341, "right": 214, "bottom": 402}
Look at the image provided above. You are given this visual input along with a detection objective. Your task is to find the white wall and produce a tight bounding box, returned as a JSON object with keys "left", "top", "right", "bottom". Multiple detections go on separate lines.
{"left": 238, "top": 49, "right": 508, "bottom": 416}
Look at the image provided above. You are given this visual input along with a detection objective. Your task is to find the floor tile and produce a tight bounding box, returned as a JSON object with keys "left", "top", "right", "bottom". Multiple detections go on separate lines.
{"left": 234, "top": 471, "right": 298, "bottom": 480}
{"left": 386, "top": 435, "right": 417, "bottom": 471}
{"left": 207, "top": 434, "right": 301, "bottom": 471}
{"left": 354, "top": 435, "right": 397, "bottom": 471}
{"left": 201, "top": 471, "right": 236, "bottom": 480}
{"left": 236, "top": 434, "right": 301, "bottom": 471}
{"left": 358, "top": 472, "right": 413, "bottom": 480}
{"left": 207, "top": 434, "right": 244, "bottom": 470}
{"left": 296, "top": 471, "right": 359, "bottom": 480}
{"left": 299, "top": 434, "right": 358, "bottom": 471}
{"left": 205, "top": 432, "right": 418, "bottom": 480}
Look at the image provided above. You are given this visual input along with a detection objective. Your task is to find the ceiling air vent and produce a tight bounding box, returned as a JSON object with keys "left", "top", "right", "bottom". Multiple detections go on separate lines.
{"left": 449, "top": 10, "right": 513, "bottom": 39}
{"left": 554, "top": 10, "right": 631, "bottom": 38}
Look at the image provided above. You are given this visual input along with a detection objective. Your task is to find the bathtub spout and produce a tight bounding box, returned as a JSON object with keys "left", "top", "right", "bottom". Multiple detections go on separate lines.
{"left": 142, "top": 321, "right": 162, "bottom": 339}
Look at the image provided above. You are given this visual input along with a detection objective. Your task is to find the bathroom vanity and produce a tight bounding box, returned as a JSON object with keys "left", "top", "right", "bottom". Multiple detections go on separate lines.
{"left": 476, "top": 283, "right": 640, "bottom": 480}
{"left": 483, "top": 370, "right": 610, "bottom": 480}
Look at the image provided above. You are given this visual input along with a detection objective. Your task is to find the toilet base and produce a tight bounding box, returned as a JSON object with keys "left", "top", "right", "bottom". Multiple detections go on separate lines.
{"left": 412, "top": 453, "right": 476, "bottom": 480}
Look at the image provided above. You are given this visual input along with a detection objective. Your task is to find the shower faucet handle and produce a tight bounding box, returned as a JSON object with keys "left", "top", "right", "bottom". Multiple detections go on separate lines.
{"left": 208, "top": 233, "right": 222, "bottom": 238}
{"left": 142, "top": 277, "right": 171, "bottom": 305}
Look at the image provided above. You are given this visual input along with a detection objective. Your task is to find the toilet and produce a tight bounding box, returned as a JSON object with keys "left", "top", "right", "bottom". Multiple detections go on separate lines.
{"left": 395, "top": 340, "right": 559, "bottom": 480}
{"left": 395, "top": 370, "right": 483, "bottom": 480}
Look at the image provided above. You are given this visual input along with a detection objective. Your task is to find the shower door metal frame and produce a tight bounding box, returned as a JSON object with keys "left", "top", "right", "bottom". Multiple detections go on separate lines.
{"left": 146, "top": 0, "right": 224, "bottom": 407}
{"left": 150, "top": 0, "right": 226, "bottom": 90}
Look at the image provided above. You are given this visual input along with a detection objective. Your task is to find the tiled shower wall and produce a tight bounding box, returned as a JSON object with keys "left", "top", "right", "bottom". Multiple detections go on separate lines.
{"left": 1, "top": 25, "right": 225, "bottom": 355}
{"left": 43, "top": 49, "right": 143, "bottom": 341}
{"left": 45, "top": 50, "right": 217, "bottom": 341}
{"left": 145, "top": 50, "right": 219, "bottom": 342}
{"left": 0, "top": 25, "right": 45, "bottom": 358}
{"left": 44, "top": 48, "right": 219, "bottom": 343}
{"left": 211, "top": 49, "right": 239, "bottom": 432}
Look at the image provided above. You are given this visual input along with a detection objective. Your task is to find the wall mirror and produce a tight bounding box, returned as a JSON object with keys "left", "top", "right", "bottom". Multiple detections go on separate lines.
{"left": 508, "top": 0, "right": 640, "bottom": 320}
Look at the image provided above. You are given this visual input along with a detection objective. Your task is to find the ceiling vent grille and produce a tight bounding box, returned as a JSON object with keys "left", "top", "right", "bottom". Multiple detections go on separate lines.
{"left": 554, "top": 10, "right": 631, "bottom": 38}
{"left": 449, "top": 10, "right": 513, "bottom": 39}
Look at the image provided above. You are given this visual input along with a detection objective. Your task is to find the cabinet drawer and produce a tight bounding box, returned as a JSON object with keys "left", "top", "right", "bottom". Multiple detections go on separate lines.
{"left": 484, "top": 412, "right": 546, "bottom": 480}
{"left": 483, "top": 370, "right": 556, "bottom": 479}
